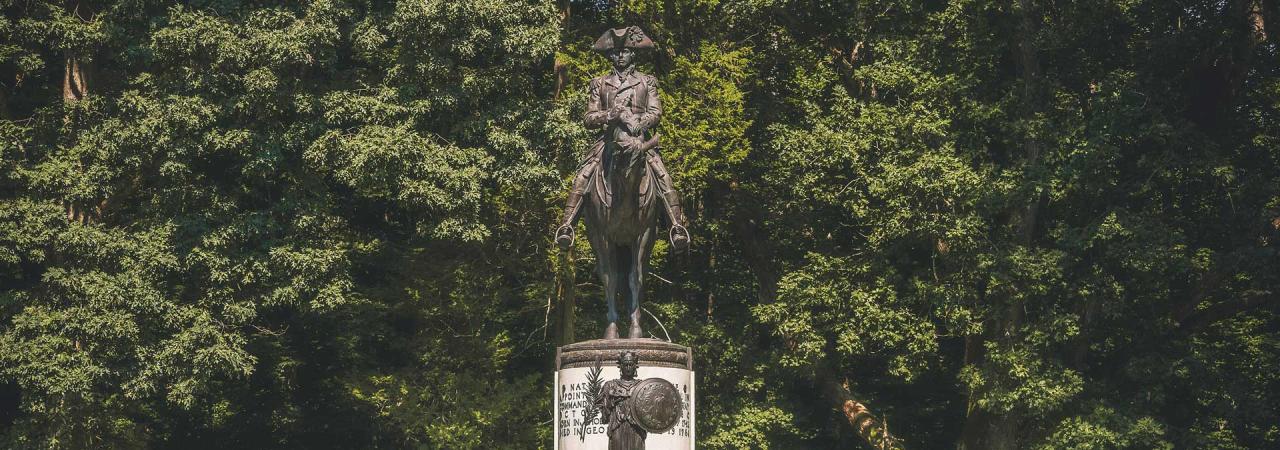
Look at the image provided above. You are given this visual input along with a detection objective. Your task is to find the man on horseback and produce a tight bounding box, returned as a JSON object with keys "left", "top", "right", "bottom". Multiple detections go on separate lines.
{"left": 555, "top": 26, "right": 690, "bottom": 251}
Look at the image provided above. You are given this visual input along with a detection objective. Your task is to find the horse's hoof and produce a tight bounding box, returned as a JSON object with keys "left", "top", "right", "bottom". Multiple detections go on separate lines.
{"left": 628, "top": 326, "right": 644, "bottom": 339}
{"left": 604, "top": 323, "right": 620, "bottom": 340}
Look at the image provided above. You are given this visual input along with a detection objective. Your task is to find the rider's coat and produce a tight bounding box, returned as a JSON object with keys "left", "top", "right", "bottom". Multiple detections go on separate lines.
{"left": 586, "top": 67, "right": 661, "bottom": 149}
{"left": 575, "top": 68, "right": 674, "bottom": 209}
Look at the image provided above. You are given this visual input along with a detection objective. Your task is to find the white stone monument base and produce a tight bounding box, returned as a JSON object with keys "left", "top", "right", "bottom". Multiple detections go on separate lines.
{"left": 554, "top": 339, "right": 694, "bottom": 449}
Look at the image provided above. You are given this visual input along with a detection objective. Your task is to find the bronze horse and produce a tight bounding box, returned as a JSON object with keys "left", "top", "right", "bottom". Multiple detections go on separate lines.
{"left": 582, "top": 135, "right": 661, "bottom": 340}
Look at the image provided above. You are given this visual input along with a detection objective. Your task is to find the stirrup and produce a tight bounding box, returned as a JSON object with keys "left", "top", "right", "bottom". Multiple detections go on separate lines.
{"left": 555, "top": 225, "right": 575, "bottom": 249}
{"left": 669, "top": 225, "right": 690, "bottom": 250}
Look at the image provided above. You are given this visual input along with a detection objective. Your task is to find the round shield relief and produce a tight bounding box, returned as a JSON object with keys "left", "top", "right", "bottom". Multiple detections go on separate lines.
{"left": 626, "top": 377, "right": 683, "bottom": 433}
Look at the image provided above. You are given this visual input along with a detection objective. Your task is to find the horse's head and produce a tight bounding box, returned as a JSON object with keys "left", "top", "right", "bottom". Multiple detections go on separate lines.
{"left": 607, "top": 134, "right": 660, "bottom": 180}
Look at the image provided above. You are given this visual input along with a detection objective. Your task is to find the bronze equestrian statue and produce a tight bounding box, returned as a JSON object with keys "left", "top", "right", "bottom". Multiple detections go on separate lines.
{"left": 555, "top": 27, "right": 690, "bottom": 340}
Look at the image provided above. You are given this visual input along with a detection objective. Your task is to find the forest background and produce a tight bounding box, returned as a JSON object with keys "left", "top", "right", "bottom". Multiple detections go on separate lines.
{"left": 1, "top": 0, "right": 1278, "bottom": 448}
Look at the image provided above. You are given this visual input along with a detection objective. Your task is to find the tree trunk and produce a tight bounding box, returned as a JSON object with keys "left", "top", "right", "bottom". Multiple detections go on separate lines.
{"left": 557, "top": 249, "right": 577, "bottom": 346}
{"left": 552, "top": 0, "right": 570, "bottom": 100}
{"left": 1189, "top": 0, "right": 1268, "bottom": 127}
{"left": 63, "top": 50, "right": 93, "bottom": 225}
{"left": 961, "top": 1, "right": 1046, "bottom": 448}
{"left": 1247, "top": 0, "right": 1267, "bottom": 43}
{"left": 0, "top": 78, "right": 10, "bottom": 120}
{"left": 62, "top": 0, "right": 95, "bottom": 225}
{"left": 1224, "top": 0, "right": 1266, "bottom": 105}
{"left": 729, "top": 200, "right": 780, "bottom": 305}
{"left": 552, "top": 59, "right": 569, "bottom": 101}
{"left": 1012, "top": 0, "right": 1046, "bottom": 246}
{"left": 818, "top": 368, "right": 904, "bottom": 450}
{"left": 958, "top": 334, "right": 990, "bottom": 448}
{"left": 62, "top": 53, "right": 91, "bottom": 103}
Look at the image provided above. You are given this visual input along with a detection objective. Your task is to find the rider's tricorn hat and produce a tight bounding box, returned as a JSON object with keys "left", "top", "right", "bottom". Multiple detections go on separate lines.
{"left": 592, "top": 26, "right": 655, "bottom": 53}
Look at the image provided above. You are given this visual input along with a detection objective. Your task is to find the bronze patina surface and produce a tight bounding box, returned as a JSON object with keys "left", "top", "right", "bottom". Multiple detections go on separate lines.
{"left": 627, "top": 377, "right": 683, "bottom": 434}
{"left": 553, "top": 26, "right": 691, "bottom": 341}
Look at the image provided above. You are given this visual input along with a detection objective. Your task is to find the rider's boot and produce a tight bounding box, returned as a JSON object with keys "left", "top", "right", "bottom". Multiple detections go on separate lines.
{"left": 660, "top": 188, "right": 690, "bottom": 251}
{"left": 555, "top": 189, "right": 584, "bottom": 250}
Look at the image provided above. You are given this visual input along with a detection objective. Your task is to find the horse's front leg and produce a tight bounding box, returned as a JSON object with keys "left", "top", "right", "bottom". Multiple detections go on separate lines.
{"left": 627, "top": 230, "right": 654, "bottom": 339}
{"left": 626, "top": 265, "right": 644, "bottom": 339}
{"left": 599, "top": 245, "right": 620, "bottom": 340}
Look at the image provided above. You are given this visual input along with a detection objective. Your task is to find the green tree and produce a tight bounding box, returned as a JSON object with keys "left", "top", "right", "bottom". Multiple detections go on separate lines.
{"left": 2, "top": 0, "right": 1278, "bottom": 448}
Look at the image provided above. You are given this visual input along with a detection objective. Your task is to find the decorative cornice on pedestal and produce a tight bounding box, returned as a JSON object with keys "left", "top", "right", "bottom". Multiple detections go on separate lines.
{"left": 556, "top": 339, "right": 692, "bottom": 370}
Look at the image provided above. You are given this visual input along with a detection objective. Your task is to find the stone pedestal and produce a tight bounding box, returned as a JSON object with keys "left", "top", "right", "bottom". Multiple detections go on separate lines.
{"left": 554, "top": 339, "right": 695, "bottom": 449}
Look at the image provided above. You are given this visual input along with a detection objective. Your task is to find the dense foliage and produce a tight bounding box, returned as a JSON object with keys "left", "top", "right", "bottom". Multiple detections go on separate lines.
{"left": 2, "top": 0, "right": 1277, "bottom": 448}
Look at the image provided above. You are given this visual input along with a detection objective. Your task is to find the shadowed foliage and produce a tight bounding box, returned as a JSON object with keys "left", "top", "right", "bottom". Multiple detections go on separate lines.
{"left": 2, "top": 0, "right": 1278, "bottom": 448}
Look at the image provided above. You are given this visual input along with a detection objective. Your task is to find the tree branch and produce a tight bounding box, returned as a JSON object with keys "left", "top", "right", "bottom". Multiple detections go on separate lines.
{"left": 1178, "top": 290, "right": 1276, "bottom": 333}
